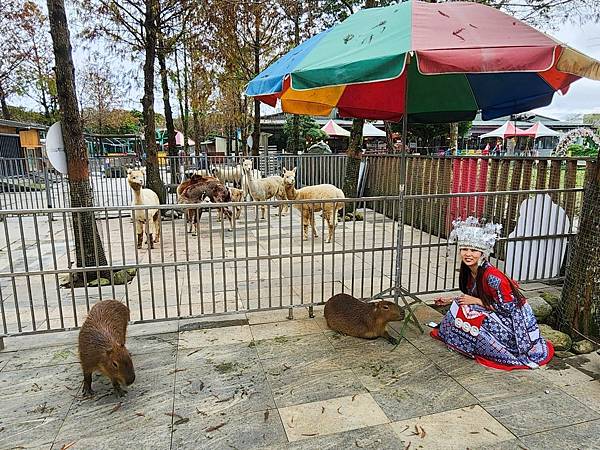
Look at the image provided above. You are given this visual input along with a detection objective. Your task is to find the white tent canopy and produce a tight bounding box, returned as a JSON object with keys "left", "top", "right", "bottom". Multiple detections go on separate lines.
{"left": 362, "top": 122, "right": 386, "bottom": 137}
{"left": 523, "top": 122, "right": 561, "bottom": 138}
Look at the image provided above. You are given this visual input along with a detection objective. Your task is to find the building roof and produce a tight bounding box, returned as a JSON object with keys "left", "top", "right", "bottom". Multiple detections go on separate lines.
{"left": 0, "top": 119, "right": 48, "bottom": 131}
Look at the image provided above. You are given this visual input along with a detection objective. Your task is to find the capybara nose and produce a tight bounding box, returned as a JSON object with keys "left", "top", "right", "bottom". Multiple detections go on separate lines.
{"left": 126, "top": 373, "right": 135, "bottom": 385}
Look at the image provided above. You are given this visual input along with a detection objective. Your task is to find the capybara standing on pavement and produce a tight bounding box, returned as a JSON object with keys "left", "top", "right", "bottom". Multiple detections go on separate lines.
{"left": 78, "top": 300, "right": 135, "bottom": 397}
{"left": 324, "top": 293, "right": 405, "bottom": 344}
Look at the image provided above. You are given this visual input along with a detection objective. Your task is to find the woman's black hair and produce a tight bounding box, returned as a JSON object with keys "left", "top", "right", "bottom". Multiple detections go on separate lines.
{"left": 458, "top": 261, "right": 526, "bottom": 308}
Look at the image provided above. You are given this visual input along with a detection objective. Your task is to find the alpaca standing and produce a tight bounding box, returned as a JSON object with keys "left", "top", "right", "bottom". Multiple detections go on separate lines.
{"left": 242, "top": 159, "right": 287, "bottom": 219}
{"left": 127, "top": 168, "right": 160, "bottom": 248}
{"left": 282, "top": 167, "right": 344, "bottom": 243}
{"left": 178, "top": 174, "right": 233, "bottom": 233}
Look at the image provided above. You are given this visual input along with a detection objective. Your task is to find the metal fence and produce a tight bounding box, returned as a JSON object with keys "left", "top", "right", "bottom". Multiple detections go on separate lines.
{"left": 0, "top": 154, "right": 349, "bottom": 210}
{"left": 0, "top": 184, "right": 585, "bottom": 337}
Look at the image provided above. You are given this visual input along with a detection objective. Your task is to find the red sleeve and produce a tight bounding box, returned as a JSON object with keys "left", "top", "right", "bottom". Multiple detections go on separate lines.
{"left": 483, "top": 268, "right": 516, "bottom": 304}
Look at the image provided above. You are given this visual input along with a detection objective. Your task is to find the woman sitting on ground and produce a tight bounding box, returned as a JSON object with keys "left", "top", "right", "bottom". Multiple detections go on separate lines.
{"left": 431, "top": 217, "right": 554, "bottom": 370}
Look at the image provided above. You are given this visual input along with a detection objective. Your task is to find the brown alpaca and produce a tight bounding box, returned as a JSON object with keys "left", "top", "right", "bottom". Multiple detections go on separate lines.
{"left": 178, "top": 174, "right": 233, "bottom": 233}
{"left": 282, "top": 167, "right": 344, "bottom": 243}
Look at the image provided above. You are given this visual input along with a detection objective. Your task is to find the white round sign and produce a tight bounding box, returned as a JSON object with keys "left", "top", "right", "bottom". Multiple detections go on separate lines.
{"left": 46, "top": 122, "right": 68, "bottom": 174}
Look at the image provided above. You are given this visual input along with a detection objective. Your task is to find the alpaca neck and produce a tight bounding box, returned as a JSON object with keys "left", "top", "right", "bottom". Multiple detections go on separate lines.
{"left": 131, "top": 184, "right": 143, "bottom": 202}
{"left": 284, "top": 183, "right": 297, "bottom": 200}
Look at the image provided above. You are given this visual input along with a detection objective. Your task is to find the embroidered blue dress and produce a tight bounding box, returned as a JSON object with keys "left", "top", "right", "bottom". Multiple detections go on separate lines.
{"left": 437, "top": 262, "right": 552, "bottom": 369}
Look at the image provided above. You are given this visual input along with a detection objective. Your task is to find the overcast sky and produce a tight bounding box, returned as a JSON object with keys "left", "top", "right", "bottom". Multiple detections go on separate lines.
{"left": 533, "top": 21, "right": 600, "bottom": 120}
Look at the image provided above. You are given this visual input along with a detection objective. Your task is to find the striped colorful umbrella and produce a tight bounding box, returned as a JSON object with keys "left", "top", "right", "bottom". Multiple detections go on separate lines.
{"left": 246, "top": 1, "right": 600, "bottom": 123}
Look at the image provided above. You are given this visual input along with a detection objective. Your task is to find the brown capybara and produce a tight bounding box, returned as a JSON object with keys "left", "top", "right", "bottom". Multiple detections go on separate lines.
{"left": 324, "top": 293, "right": 405, "bottom": 344}
{"left": 78, "top": 300, "right": 135, "bottom": 397}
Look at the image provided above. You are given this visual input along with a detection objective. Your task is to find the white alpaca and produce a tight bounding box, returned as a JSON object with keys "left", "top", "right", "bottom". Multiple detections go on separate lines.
{"left": 282, "top": 167, "right": 344, "bottom": 243}
{"left": 127, "top": 168, "right": 160, "bottom": 248}
{"left": 242, "top": 159, "right": 287, "bottom": 219}
{"left": 212, "top": 164, "right": 243, "bottom": 187}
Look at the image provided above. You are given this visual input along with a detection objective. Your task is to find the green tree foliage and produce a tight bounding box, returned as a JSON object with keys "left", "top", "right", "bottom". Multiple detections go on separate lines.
{"left": 283, "top": 115, "right": 327, "bottom": 152}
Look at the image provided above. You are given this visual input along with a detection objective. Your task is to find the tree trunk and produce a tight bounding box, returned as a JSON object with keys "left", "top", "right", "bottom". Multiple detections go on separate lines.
{"left": 47, "top": 0, "right": 108, "bottom": 283}
{"left": 385, "top": 121, "right": 394, "bottom": 153}
{"left": 141, "top": 0, "right": 166, "bottom": 204}
{"left": 0, "top": 82, "right": 10, "bottom": 119}
{"left": 251, "top": 6, "right": 261, "bottom": 156}
{"left": 290, "top": 3, "right": 301, "bottom": 155}
{"left": 342, "top": 119, "right": 364, "bottom": 208}
{"left": 449, "top": 122, "right": 459, "bottom": 151}
{"left": 182, "top": 39, "right": 190, "bottom": 155}
{"left": 560, "top": 156, "right": 600, "bottom": 337}
{"left": 157, "top": 37, "right": 178, "bottom": 187}
{"left": 341, "top": 0, "right": 375, "bottom": 208}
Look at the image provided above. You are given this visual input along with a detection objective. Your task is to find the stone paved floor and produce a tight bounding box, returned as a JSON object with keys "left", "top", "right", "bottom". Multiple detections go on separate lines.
{"left": 1, "top": 303, "right": 599, "bottom": 450}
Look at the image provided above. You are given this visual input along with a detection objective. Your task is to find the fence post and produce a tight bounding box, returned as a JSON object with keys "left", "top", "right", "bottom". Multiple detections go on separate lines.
{"left": 43, "top": 159, "right": 55, "bottom": 221}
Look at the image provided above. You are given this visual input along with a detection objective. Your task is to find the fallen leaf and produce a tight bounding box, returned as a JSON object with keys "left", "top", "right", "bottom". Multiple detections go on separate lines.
{"left": 196, "top": 408, "right": 207, "bottom": 416}
{"left": 109, "top": 402, "right": 122, "bottom": 414}
{"left": 168, "top": 368, "right": 187, "bottom": 375}
{"left": 205, "top": 422, "right": 226, "bottom": 432}
{"left": 399, "top": 425, "right": 409, "bottom": 434}
{"left": 419, "top": 426, "right": 427, "bottom": 439}
{"left": 321, "top": 406, "right": 325, "bottom": 414}
{"left": 187, "top": 349, "right": 201, "bottom": 357}
{"left": 337, "top": 406, "right": 342, "bottom": 414}
{"left": 302, "top": 433, "right": 318, "bottom": 437}
{"left": 351, "top": 394, "right": 357, "bottom": 401}
{"left": 60, "top": 442, "right": 76, "bottom": 450}
{"left": 264, "top": 410, "right": 269, "bottom": 422}
{"left": 174, "top": 417, "right": 190, "bottom": 426}
{"left": 484, "top": 427, "right": 498, "bottom": 436}
{"left": 135, "top": 412, "right": 145, "bottom": 417}
{"left": 404, "top": 442, "right": 411, "bottom": 450}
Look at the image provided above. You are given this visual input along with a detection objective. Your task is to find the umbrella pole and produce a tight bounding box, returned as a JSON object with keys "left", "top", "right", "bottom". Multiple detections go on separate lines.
{"left": 391, "top": 62, "right": 424, "bottom": 334}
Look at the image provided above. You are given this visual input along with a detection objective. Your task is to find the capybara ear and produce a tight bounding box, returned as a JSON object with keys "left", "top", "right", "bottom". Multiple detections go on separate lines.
{"left": 141, "top": 167, "right": 146, "bottom": 174}
{"left": 127, "top": 168, "right": 132, "bottom": 174}
{"left": 292, "top": 167, "right": 297, "bottom": 174}
{"left": 381, "top": 303, "right": 390, "bottom": 310}
{"left": 283, "top": 167, "right": 287, "bottom": 172}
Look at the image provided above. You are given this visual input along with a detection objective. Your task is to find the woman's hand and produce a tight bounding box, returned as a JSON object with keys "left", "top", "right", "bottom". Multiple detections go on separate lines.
{"left": 434, "top": 297, "right": 453, "bottom": 306}
{"left": 458, "top": 294, "right": 483, "bottom": 307}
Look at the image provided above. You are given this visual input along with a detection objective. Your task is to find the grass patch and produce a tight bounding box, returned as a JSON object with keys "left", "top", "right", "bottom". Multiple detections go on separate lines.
{"left": 214, "top": 362, "right": 237, "bottom": 374}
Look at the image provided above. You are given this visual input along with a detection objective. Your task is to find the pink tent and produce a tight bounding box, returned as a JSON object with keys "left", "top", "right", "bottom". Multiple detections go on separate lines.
{"left": 480, "top": 120, "right": 533, "bottom": 139}
{"left": 321, "top": 119, "right": 351, "bottom": 137}
{"left": 175, "top": 131, "right": 195, "bottom": 146}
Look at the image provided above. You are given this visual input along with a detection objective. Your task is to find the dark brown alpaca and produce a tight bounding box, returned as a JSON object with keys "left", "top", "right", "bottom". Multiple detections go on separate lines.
{"left": 178, "top": 174, "right": 233, "bottom": 233}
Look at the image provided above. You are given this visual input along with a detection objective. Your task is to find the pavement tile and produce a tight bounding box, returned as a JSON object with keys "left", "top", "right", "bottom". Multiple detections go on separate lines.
{"left": 279, "top": 393, "right": 389, "bottom": 442}
{"left": 389, "top": 405, "right": 514, "bottom": 449}
{"left": 519, "top": 418, "right": 600, "bottom": 450}
{"left": 250, "top": 319, "right": 321, "bottom": 341}
{"left": 126, "top": 332, "right": 178, "bottom": 355}
{"left": 179, "top": 325, "right": 253, "bottom": 349}
{"left": 538, "top": 357, "right": 595, "bottom": 387}
{"left": 455, "top": 369, "right": 555, "bottom": 403}
{"left": 561, "top": 380, "right": 600, "bottom": 413}
{"left": 283, "top": 423, "right": 400, "bottom": 449}
{"left": 171, "top": 408, "right": 287, "bottom": 449}
{"left": 370, "top": 366, "right": 478, "bottom": 422}
{"left": 0, "top": 415, "right": 64, "bottom": 450}
{"left": 52, "top": 425, "right": 172, "bottom": 450}
{"left": 175, "top": 344, "right": 275, "bottom": 417}
{"left": 54, "top": 351, "right": 176, "bottom": 442}
{"left": 268, "top": 367, "right": 367, "bottom": 409}
{"left": 484, "top": 390, "right": 600, "bottom": 437}
{"left": 2, "top": 344, "right": 79, "bottom": 371}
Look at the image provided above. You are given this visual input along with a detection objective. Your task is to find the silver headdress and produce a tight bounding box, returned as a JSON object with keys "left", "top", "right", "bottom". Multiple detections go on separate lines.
{"left": 448, "top": 217, "right": 502, "bottom": 257}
